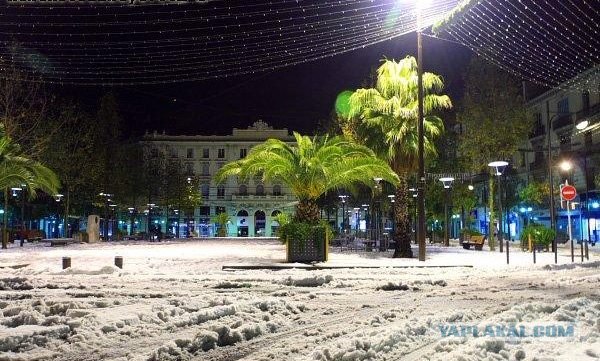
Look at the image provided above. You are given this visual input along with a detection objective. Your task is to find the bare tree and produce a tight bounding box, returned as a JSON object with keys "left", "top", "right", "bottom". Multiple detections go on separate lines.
{"left": 0, "top": 60, "right": 57, "bottom": 159}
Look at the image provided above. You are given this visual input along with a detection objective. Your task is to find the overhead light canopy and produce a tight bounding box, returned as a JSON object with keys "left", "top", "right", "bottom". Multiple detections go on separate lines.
{"left": 439, "top": 177, "right": 455, "bottom": 189}
{"left": 488, "top": 161, "right": 509, "bottom": 176}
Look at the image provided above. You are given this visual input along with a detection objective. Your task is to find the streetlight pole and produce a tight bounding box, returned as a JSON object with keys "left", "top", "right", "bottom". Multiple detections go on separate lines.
{"left": 416, "top": 2, "right": 426, "bottom": 261}
{"left": 338, "top": 195, "right": 348, "bottom": 234}
{"left": 439, "top": 177, "right": 455, "bottom": 247}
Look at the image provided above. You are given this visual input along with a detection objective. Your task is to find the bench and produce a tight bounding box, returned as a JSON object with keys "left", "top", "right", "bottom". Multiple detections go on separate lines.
{"left": 462, "top": 235, "right": 486, "bottom": 250}
{"left": 45, "top": 238, "right": 75, "bottom": 247}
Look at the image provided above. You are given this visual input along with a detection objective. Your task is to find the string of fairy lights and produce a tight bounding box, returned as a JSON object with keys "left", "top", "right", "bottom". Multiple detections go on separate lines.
{"left": 0, "top": 0, "right": 459, "bottom": 85}
{"left": 0, "top": 0, "right": 597, "bottom": 87}
{"left": 433, "top": 0, "right": 599, "bottom": 92}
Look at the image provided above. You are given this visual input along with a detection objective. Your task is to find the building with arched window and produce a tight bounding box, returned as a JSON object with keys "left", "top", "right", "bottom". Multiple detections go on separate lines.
{"left": 142, "top": 121, "right": 296, "bottom": 237}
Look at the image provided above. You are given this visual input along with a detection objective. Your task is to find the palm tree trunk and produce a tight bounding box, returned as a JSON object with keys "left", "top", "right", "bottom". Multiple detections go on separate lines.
{"left": 295, "top": 199, "right": 320, "bottom": 224}
{"left": 393, "top": 176, "right": 413, "bottom": 258}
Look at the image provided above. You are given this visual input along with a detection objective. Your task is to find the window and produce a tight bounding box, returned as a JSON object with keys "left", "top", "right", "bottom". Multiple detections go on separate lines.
{"left": 202, "top": 148, "right": 210, "bottom": 158}
{"left": 256, "top": 184, "right": 265, "bottom": 195}
{"left": 150, "top": 148, "right": 159, "bottom": 158}
{"left": 217, "top": 185, "right": 225, "bottom": 199}
{"left": 239, "top": 148, "right": 247, "bottom": 159}
{"left": 273, "top": 185, "right": 282, "bottom": 196}
{"left": 218, "top": 148, "right": 225, "bottom": 158}
{"left": 582, "top": 91, "right": 590, "bottom": 110}
{"left": 199, "top": 206, "right": 210, "bottom": 216}
{"left": 557, "top": 98, "right": 569, "bottom": 115}
{"left": 186, "top": 162, "right": 194, "bottom": 175}
{"left": 201, "top": 162, "right": 210, "bottom": 176}
{"left": 186, "top": 148, "right": 194, "bottom": 159}
{"left": 215, "top": 206, "right": 226, "bottom": 215}
{"left": 168, "top": 147, "right": 178, "bottom": 158}
{"left": 239, "top": 184, "right": 248, "bottom": 196}
{"left": 201, "top": 184, "right": 210, "bottom": 198}
{"left": 534, "top": 113, "right": 542, "bottom": 127}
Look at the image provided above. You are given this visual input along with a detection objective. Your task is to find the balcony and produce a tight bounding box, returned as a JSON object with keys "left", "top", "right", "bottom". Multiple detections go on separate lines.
{"left": 529, "top": 158, "right": 546, "bottom": 170}
{"left": 231, "top": 193, "right": 291, "bottom": 201}
{"left": 576, "top": 102, "right": 600, "bottom": 122}
{"left": 529, "top": 125, "right": 545, "bottom": 138}
{"left": 552, "top": 114, "right": 573, "bottom": 130}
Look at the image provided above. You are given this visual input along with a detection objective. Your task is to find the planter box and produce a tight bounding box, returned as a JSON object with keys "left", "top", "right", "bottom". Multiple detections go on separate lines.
{"left": 286, "top": 234, "right": 329, "bottom": 263}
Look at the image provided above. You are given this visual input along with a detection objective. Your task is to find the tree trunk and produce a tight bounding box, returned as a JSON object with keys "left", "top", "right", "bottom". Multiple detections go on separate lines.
{"left": 64, "top": 190, "right": 70, "bottom": 238}
{"left": 393, "top": 176, "right": 413, "bottom": 258}
{"left": 488, "top": 176, "right": 496, "bottom": 251}
{"left": 2, "top": 188, "right": 8, "bottom": 249}
{"left": 295, "top": 199, "right": 320, "bottom": 224}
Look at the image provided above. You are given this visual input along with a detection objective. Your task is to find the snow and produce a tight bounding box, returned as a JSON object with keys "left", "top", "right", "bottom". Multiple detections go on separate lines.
{"left": 0, "top": 239, "right": 599, "bottom": 361}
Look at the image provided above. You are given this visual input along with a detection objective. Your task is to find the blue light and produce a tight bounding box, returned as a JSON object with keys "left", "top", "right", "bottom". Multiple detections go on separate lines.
{"left": 519, "top": 207, "right": 526, "bottom": 213}
{"left": 527, "top": 207, "right": 532, "bottom": 212}
{"left": 592, "top": 202, "right": 599, "bottom": 209}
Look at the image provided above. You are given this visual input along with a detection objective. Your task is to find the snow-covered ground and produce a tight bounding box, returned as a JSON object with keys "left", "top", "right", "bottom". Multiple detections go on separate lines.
{"left": 0, "top": 239, "right": 599, "bottom": 361}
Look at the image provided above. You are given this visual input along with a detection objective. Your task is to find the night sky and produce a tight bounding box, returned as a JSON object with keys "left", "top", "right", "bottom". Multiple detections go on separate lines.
{"left": 3, "top": 1, "right": 473, "bottom": 138}
{"left": 79, "top": 34, "right": 472, "bottom": 138}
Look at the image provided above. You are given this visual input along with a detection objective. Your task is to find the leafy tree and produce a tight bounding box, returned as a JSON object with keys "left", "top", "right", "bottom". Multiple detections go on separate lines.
{"left": 215, "top": 132, "right": 399, "bottom": 223}
{"left": 0, "top": 124, "right": 60, "bottom": 248}
{"left": 457, "top": 58, "right": 532, "bottom": 249}
{"left": 344, "top": 57, "right": 452, "bottom": 258}
{"left": 42, "top": 102, "right": 102, "bottom": 236}
{"left": 0, "top": 60, "right": 56, "bottom": 159}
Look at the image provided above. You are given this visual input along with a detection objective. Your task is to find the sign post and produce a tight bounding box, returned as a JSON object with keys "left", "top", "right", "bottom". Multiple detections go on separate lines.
{"left": 560, "top": 182, "right": 577, "bottom": 263}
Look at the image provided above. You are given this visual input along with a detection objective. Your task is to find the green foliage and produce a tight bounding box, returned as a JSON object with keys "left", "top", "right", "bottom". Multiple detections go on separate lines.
{"left": 521, "top": 224, "right": 555, "bottom": 246}
{"left": 457, "top": 58, "right": 532, "bottom": 173}
{"left": 278, "top": 221, "right": 332, "bottom": 250}
{"left": 212, "top": 212, "right": 231, "bottom": 237}
{"left": 273, "top": 212, "right": 291, "bottom": 228}
{"left": 215, "top": 132, "right": 398, "bottom": 222}
{"left": 345, "top": 57, "right": 451, "bottom": 174}
{"left": 452, "top": 184, "right": 477, "bottom": 215}
{"left": 278, "top": 222, "right": 312, "bottom": 246}
{"left": 519, "top": 181, "right": 550, "bottom": 206}
{"left": 0, "top": 124, "right": 60, "bottom": 197}
{"left": 432, "top": 0, "right": 477, "bottom": 35}
{"left": 595, "top": 174, "right": 600, "bottom": 190}
{"left": 460, "top": 228, "right": 482, "bottom": 237}
{"left": 343, "top": 57, "right": 451, "bottom": 258}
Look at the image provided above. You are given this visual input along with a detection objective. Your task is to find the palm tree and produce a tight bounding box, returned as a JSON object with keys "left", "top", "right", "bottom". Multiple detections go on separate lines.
{"left": 347, "top": 57, "right": 452, "bottom": 258}
{"left": 0, "top": 124, "right": 60, "bottom": 248}
{"left": 215, "top": 132, "right": 399, "bottom": 223}
{"left": 212, "top": 212, "right": 231, "bottom": 237}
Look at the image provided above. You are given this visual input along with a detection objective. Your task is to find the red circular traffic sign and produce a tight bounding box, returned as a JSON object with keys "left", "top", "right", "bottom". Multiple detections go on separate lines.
{"left": 561, "top": 185, "right": 577, "bottom": 201}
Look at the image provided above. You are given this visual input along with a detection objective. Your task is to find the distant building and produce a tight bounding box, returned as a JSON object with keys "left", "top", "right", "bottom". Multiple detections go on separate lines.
{"left": 511, "top": 68, "right": 600, "bottom": 241}
{"left": 141, "top": 120, "right": 296, "bottom": 237}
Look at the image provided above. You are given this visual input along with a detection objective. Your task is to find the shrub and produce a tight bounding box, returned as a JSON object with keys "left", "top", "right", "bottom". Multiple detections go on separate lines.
{"left": 278, "top": 221, "right": 332, "bottom": 251}
{"left": 460, "top": 228, "right": 482, "bottom": 238}
{"left": 521, "top": 224, "right": 555, "bottom": 246}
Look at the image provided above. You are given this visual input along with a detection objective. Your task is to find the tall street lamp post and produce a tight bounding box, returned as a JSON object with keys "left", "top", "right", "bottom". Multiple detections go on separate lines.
{"left": 439, "top": 177, "right": 455, "bottom": 247}
{"left": 416, "top": 1, "right": 426, "bottom": 262}
{"left": 11, "top": 186, "right": 25, "bottom": 246}
{"left": 99, "top": 192, "right": 112, "bottom": 241}
{"left": 338, "top": 195, "right": 348, "bottom": 234}
{"left": 488, "top": 161, "right": 509, "bottom": 252}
